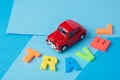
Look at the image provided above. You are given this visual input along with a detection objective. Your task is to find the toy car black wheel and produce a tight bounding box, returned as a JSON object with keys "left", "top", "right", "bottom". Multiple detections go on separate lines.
{"left": 80, "top": 33, "right": 86, "bottom": 40}
{"left": 61, "top": 45, "right": 68, "bottom": 52}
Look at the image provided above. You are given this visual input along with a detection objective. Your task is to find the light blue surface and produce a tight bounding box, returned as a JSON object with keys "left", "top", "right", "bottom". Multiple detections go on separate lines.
{"left": 0, "top": 0, "right": 32, "bottom": 79}
{"left": 6, "top": 0, "right": 120, "bottom": 37}
{"left": 76, "top": 38, "right": 120, "bottom": 80}
{"left": 2, "top": 36, "right": 97, "bottom": 80}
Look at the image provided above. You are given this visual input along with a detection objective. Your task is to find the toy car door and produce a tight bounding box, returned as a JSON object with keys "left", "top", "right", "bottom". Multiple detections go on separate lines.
{"left": 66, "top": 31, "right": 75, "bottom": 46}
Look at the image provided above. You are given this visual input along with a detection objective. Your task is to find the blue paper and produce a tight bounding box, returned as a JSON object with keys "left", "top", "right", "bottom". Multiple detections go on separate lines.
{"left": 0, "top": 0, "right": 31, "bottom": 79}
{"left": 76, "top": 38, "right": 120, "bottom": 80}
{"left": 6, "top": 0, "right": 120, "bottom": 37}
{"left": 2, "top": 36, "right": 97, "bottom": 80}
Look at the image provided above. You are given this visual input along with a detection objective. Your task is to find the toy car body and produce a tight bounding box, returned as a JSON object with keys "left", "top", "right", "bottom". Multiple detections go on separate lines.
{"left": 46, "top": 20, "right": 86, "bottom": 52}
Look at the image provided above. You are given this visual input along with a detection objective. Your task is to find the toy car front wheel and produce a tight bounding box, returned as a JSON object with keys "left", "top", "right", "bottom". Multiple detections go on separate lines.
{"left": 61, "top": 45, "right": 68, "bottom": 52}
{"left": 80, "top": 34, "right": 86, "bottom": 40}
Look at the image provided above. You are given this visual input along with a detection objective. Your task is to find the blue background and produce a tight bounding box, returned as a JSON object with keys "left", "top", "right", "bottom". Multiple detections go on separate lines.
{"left": 76, "top": 38, "right": 120, "bottom": 80}
{"left": 0, "top": 0, "right": 31, "bottom": 78}
{"left": 0, "top": 0, "right": 120, "bottom": 80}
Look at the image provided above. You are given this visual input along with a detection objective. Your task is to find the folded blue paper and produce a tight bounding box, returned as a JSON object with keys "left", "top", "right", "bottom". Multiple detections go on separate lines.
{"left": 2, "top": 36, "right": 97, "bottom": 80}
{"left": 7, "top": 0, "right": 120, "bottom": 37}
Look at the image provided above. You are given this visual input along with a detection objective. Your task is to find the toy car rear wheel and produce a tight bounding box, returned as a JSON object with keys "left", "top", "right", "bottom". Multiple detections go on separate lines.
{"left": 80, "top": 34, "right": 86, "bottom": 40}
{"left": 61, "top": 45, "right": 68, "bottom": 52}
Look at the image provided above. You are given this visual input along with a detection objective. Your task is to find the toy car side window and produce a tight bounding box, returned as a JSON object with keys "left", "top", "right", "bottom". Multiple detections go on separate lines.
{"left": 69, "top": 31, "right": 74, "bottom": 38}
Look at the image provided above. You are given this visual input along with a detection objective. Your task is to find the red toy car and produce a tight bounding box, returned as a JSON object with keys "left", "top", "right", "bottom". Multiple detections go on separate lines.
{"left": 46, "top": 20, "right": 86, "bottom": 52}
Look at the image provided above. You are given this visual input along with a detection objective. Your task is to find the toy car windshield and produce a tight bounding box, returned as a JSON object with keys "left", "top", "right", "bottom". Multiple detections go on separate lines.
{"left": 58, "top": 27, "right": 67, "bottom": 35}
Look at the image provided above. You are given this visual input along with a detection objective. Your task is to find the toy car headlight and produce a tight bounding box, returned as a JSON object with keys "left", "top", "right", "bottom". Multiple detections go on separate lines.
{"left": 46, "top": 39, "right": 56, "bottom": 49}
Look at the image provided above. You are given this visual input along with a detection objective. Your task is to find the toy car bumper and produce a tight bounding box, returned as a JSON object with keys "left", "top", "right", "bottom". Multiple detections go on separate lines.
{"left": 46, "top": 39, "right": 61, "bottom": 52}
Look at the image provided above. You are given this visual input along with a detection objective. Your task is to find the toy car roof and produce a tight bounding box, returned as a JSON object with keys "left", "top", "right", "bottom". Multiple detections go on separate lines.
{"left": 59, "top": 20, "right": 80, "bottom": 32}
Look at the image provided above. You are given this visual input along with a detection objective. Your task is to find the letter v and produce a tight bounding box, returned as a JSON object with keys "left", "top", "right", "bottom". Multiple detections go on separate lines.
{"left": 76, "top": 47, "right": 95, "bottom": 62}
